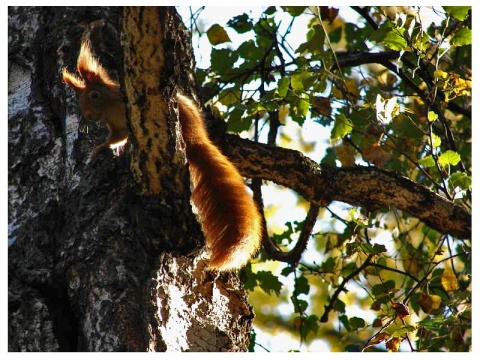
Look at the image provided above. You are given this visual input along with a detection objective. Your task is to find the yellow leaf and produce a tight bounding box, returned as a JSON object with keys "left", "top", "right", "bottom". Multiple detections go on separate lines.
{"left": 344, "top": 78, "right": 360, "bottom": 101}
{"left": 441, "top": 268, "right": 459, "bottom": 291}
{"left": 427, "top": 111, "right": 438, "bottom": 122}
{"left": 206, "top": 24, "right": 231, "bottom": 45}
{"left": 402, "top": 254, "right": 422, "bottom": 274}
{"left": 333, "top": 78, "right": 359, "bottom": 102}
{"left": 278, "top": 104, "right": 290, "bottom": 125}
{"left": 434, "top": 70, "right": 448, "bottom": 79}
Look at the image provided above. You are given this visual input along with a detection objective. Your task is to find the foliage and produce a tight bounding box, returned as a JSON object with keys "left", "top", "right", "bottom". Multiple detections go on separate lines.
{"left": 183, "top": 6, "right": 471, "bottom": 352}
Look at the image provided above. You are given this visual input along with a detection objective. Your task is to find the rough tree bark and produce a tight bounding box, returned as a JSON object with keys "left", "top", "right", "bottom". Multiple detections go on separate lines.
{"left": 8, "top": 6, "right": 253, "bottom": 352}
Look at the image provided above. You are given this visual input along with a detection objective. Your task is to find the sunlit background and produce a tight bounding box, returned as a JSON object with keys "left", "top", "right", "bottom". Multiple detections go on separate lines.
{"left": 176, "top": 6, "right": 465, "bottom": 352}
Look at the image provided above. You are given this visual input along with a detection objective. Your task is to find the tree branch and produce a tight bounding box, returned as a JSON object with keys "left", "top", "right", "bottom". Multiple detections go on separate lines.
{"left": 221, "top": 135, "right": 471, "bottom": 240}
{"left": 262, "top": 203, "right": 320, "bottom": 264}
{"left": 334, "top": 50, "right": 400, "bottom": 69}
{"left": 320, "top": 254, "right": 374, "bottom": 323}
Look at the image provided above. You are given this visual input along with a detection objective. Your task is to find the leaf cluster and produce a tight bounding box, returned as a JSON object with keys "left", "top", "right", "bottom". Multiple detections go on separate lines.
{"left": 185, "top": 5, "right": 471, "bottom": 352}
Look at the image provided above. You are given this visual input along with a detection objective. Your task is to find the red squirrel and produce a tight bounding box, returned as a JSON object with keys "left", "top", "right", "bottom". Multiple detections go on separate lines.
{"left": 62, "top": 40, "right": 262, "bottom": 271}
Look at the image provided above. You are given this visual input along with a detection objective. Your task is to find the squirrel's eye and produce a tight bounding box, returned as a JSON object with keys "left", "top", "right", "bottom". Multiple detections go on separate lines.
{"left": 90, "top": 91, "right": 100, "bottom": 100}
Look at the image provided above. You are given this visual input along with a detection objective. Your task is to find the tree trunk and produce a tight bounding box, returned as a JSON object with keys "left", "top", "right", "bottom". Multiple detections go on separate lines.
{"left": 8, "top": 6, "right": 253, "bottom": 352}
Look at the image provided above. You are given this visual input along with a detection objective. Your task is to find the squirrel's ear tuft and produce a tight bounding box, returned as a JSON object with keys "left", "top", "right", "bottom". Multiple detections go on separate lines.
{"left": 62, "top": 68, "right": 85, "bottom": 91}
{"left": 77, "top": 40, "right": 118, "bottom": 87}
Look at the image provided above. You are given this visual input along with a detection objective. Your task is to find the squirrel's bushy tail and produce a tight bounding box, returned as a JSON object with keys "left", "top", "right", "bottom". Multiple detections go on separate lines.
{"left": 178, "top": 94, "right": 262, "bottom": 271}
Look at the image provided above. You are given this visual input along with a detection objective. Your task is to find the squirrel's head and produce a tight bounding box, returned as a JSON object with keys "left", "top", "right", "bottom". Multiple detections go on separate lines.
{"left": 62, "top": 40, "right": 122, "bottom": 122}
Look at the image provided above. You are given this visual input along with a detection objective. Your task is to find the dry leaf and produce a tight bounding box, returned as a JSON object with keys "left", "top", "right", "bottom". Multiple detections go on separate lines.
{"left": 386, "top": 337, "right": 401, "bottom": 352}
{"left": 392, "top": 302, "right": 410, "bottom": 318}
{"left": 311, "top": 96, "right": 331, "bottom": 117}
{"left": 418, "top": 293, "right": 442, "bottom": 313}
{"left": 320, "top": 6, "right": 339, "bottom": 23}
{"left": 362, "top": 143, "right": 391, "bottom": 166}
{"left": 366, "top": 331, "right": 390, "bottom": 347}
{"left": 372, "top": 318, "right": 383, "bottom": 328}
{"left": 335, "top": 144, "right": 356, "bottom": 166}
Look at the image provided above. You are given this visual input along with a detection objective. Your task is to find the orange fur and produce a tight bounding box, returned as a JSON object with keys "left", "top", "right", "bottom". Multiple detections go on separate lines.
{"left": 62, "top": 41, "right": 128, "bottom": 158}
{"left": 178, "top": 95, "right": 262, "bottom": 271}
{"left": 62, "top": 41, "right": 262, "bottom": 271}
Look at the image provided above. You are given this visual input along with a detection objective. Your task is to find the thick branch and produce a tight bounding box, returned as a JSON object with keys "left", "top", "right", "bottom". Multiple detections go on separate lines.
{"left": 334, "top": 50, "right": 400, "bottom": 69}
{"left": 222, "top": 136, "right": 471, "bottom": 240}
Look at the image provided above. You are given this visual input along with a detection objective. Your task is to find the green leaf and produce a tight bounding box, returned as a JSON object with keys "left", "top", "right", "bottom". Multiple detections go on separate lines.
{"left": 451, "top": 28, "right": 472, "bottom": 47}
{"left": 341, "top": 262, "right": 358, "bottom": 278}
{"left": 450, "top": 171, "right": 472, "bottom": 190}
{"left": 282, "top": 6, "right": 307, "bottom": 17}
{"left": 357, "top": 242, "right": 386, "bottom": 255}
{"left": 291, "top": 71, "right": 312, "bottom": 91}
{"left": 227, "top": 106, "right": 251, "bottom": 133}
{"left": 276, "top": 77, "right": 290, "bottom": 98}
{"left": 391, "top": 324, "right": 416, "bottom": 337}
{"left": 206, "top": 24, "right": 231, "bottom": 45}
{"left": 330, "top": 114, "right": 353, "bottom": 141}
{"left": 329, "top": 26, "right": 342, "bottom": 44}
{"left": 293, "top": 299, "right": 309, "bottom": 313}
{"left": 280, "top": 266, "right": 296, "bottom": 277}
{"left": 293, "top": 97, "right": 309, "bottom": 118}
{"left": 383, "top": 27, "right": 407, "bottom": 51}
{"left": 339, "top": 314, "right": 350, "bottom": 331}
{"left": 418, "top": 155, "right": 435, "bottom": 168}
{"left": 256, "top": 270, "right": 283, "bottom": 296}
{"left": 248, "top": 329, "right": 256, "bottom": 352}
{"left": 349, "top": 316, "right": 366, "bottom": 330}
{"left": 443, "top": 6, "right": 471, "bottom": 21}
{"left": 210, "top": 48, "right": 239, "bottom": 74}
{"left": 321, "top": 257, "right": 336, "bottom": 272}
{"left": 370, "top": 22, "right": 391, "bottom": 42}
{"left": 227, "top": 13, "right": 253, "bottom": 34}
{"left": 237, "top": 40, "right": 263, "bottom": 62}
{"left": 264, "top": 6, "right": 277, "bottom": 16}
{"left": 333, "top": 299, "right": 346, "bottom": 313}
{"left": 438, "top": 150, "right": 461, "bottom": 167}
{"left": 307, "top": 315, "right": 320, "bottom": 330}
{"left": 218, "top": 89, "right": 242, "bottom": 107}
{"left": 372, "top": 243, "right": 388, "bottom": 254}
{"left": 372, "top": 280, "right": 396, "bottom": 296}
{"left": 296, "top": 25, "right": 325, "bottom": 54}
{"left": 294, "top": 275, "right": 310, "bottom": 295}
{"left": 243, "top": 264, "right": 257, "bottom": 291}
{"left": 297, "top": 315, "right": 319, "bottom": 342}
{"left": 371, "top": 22, "right": 407, "bottom": 51}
